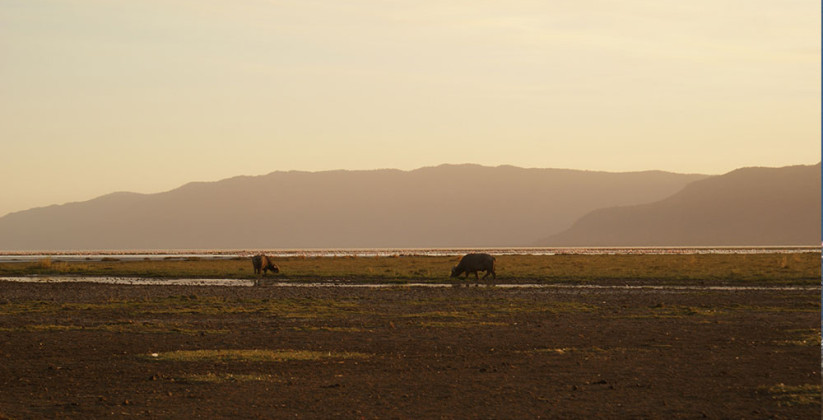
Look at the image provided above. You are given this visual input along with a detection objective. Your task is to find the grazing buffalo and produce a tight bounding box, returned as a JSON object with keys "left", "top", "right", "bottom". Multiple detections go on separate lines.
{"left": 252, "top": 254, "right": 280, "bottom": 276}
{"left": 450, "top": 253, "right": 496, "bottom": 280}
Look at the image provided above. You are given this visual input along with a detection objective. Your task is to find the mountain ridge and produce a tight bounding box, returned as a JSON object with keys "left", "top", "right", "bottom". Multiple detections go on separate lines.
{"left": 0, "top": 164, "right": 708, "bottom": 250}
{"left": 537, "top": 163, "right": 821, "bottom": 246}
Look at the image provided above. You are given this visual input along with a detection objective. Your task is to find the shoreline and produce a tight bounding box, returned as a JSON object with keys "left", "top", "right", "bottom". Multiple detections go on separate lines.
{"left": 0, "top": 245, "right": 819, "bottom": 262}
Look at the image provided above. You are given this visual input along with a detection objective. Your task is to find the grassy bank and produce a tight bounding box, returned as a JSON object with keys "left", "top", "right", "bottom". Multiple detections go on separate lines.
{"left": 0, "top": 253, "right": 819, "bottom": 285}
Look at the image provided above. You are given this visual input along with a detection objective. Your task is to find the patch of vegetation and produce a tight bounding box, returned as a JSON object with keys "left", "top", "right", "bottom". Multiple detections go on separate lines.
{"left": 614, "top": 305, "right": 725, "bottom": 319}
{"left": 177, "top": 373, "right": 281, "bottom": 384}
{"left": 457, "top": 300, "right": 597, "bottom": 315}
{"left": 145, "top": 349, "right": 370, "bottom": 363}
{"left": 0, "top": 301, "right": 66, "bottom": 316}
{"left": 403, "top": 311, "right": 478, "bottom": 319}
{"left": 0, "top": 322, "right": 228, "bottom": 335}
{"left": 0, "top": 296, "right": 362, "bottom": 319}
{"left": 524, "top": 346, "right": 662, "bottom": 355}
{"left": 727, "top": 304, "right": 820, "bottom": 313}
{"left": 289, "top": 326, "right": 371, "bottom": 333}
{"left": 0, "top": 324, "right": 76, "bottom": 332}
{"left": 419, "top": 321, "right": 507, "bottom": 328}
{"left": 397, "top": 300, "right": 596, "bottom": 329}
{"left": 139, "top": 296, "right": 361, "bottom": 318}
{"left": 496, "top": 253, "right": 820, "bottom": 284}
{"left": 759, "top": 383, "right": 821, "bottom": 406}
{"left": 1, "top": 253, "right": 818, "bottom": 285}
{"left": 774, "top": 329, "right": 822, "bottom": 347}
{"left": 393, "top": 298, "right": 596, "bottom": 325}
{"left": 614, "top": 300, "right": 821, "bottom": 320}
{"left": 21, "top": 257, "right": 95, "bottom": 274}
{"left": 527, "top": 347, "right": 606, "bottom": 355}
{"left": 403, "top": 300, "right": 596, "bottom": 321}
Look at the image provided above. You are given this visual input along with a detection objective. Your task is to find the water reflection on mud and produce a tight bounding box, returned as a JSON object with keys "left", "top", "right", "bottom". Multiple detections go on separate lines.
{"left": 0, "top": 276, "right": 816, "bottom": 292}
{"left": 0, "top": 276, "right": 252, "bottom": 287}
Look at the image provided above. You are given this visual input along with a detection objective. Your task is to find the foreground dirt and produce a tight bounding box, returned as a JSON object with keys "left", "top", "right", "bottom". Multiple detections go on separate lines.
{"left": 0, "top": 281, "right": 819, "bottom": 419}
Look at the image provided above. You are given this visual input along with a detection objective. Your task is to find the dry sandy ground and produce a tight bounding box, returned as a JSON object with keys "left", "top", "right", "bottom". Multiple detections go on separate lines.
{"left": 0, "top": 280, "right": 819, "bottom": 418}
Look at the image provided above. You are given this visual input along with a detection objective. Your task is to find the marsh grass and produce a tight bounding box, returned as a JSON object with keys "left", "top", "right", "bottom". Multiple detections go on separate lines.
{"left": 1, "top": 253, "right": 819, "bottom": 284}
{"left": 456, "top": 300, "right": 597, "bottom": 315}
{"left": 289, "top": 326, "right": 371, "bottom": 333}
{"left": 419, "top": 320, "right": 508, "bottom": 328}
{"left": 615, "top": 305, "right": 725, "bottom": 319}
{"left": 727, "top": 304, "right": 820, "bottom": 313}
{"left": 0, "top": 324, "right": 77, "bottom": 332}
{"left": 0, "top": 296, "right": 361, "bottom": 318}
{"left": 774, "top": 329, "right": 822, "bottom": 347}
{"left": 524, "top": 346, "right": 649, "bottom": 355}
{"left": 35, "top": 258, "right": 52, "bottom": 269}
{"left": 134, "top": 296, "right": 361, "bottom": 318}
{"left": 615, "top": 301, "right": 820, "bottom": 319}
{"left": 145, "top": 349, "right": 370, "bottom": 363}
{"left": 528, "top": 347, "right": 606, "bottom": 355}
{"left": 759, "top": 384, "right": 821, "bottom": 406}
{"left": 0, "top": 322, "right": 228, "bottom": 335}
{"left": 29, "top": 257, "right": 93, "bottom": 274}
{"left": 178, "top": 373, "right": 281, "bottom": 384}
{"left": 402, "top": 310, "right": 478, "bottom": 319}
{"left": 401, "top": 299, "right": 597, "bottom": 322}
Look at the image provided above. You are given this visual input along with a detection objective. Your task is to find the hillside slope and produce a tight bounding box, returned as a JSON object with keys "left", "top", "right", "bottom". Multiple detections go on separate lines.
{"left": 538, "top": 163, "right": 821, "bottom": 246}
{"left": 0, "top": 164, "right": 705, "bottom": 250}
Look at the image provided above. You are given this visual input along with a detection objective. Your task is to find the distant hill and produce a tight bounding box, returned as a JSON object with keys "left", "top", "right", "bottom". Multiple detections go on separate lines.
{"left": 537, "top": 163, "right": 821, "bottom": 246}
{"left": 0, "top": 164, "right": 705, "bottom": 250}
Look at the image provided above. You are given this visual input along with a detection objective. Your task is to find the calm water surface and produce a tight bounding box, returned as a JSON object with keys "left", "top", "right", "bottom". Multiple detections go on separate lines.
{"left": 0, "top": 247, "right": 818, "bottom": 262}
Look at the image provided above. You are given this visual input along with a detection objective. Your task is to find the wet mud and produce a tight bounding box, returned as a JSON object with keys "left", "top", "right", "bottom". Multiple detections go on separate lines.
{"left": 0, "top": 280, "right": 819, "bottom": 418}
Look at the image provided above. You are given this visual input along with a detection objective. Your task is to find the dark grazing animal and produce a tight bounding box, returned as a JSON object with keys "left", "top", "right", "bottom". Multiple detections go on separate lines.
{"left": 450, "top": 253, "right": 496, "bottom": 280}
{"left": 252, "top": 254, "right": 280, "bottom": 276}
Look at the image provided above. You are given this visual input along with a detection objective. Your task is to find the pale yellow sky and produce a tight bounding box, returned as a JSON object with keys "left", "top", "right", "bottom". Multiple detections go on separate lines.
{"left": 0, "top": 0, "right": 820, "bottom": 217}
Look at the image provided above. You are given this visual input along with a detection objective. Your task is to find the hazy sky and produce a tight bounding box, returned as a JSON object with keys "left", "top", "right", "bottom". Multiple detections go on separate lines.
{"left": 1, "top": 0, "right": 820, "bottom": 217}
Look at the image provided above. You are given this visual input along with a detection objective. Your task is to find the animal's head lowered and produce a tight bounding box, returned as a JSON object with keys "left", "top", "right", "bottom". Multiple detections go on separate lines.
{"left": 450, "top": 266, "right": 460, "bottom": 277}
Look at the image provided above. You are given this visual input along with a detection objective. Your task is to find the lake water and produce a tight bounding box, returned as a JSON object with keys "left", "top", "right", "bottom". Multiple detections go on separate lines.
{"left": 0, "top": 246, "right": 818, "bottom": 262}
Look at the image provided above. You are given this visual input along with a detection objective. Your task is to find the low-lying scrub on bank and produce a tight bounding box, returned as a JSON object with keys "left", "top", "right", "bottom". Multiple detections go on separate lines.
{"left": 0, "top": 253, "right": 819, "bottom": 285}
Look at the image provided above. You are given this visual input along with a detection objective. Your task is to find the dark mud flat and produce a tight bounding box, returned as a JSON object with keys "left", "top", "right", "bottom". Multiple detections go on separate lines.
{"left": 0, "top": 281, "right": 819, "bottom": 418}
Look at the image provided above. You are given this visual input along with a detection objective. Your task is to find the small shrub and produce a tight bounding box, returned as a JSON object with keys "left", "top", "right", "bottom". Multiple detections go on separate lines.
{"left": 36, "top": 258, "right": 52, "bottom": 269}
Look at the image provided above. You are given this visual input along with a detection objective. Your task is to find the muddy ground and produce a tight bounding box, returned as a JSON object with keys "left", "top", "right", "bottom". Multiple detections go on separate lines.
{"left": 0, "top": 280, "right": 819, "bottom": 419}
